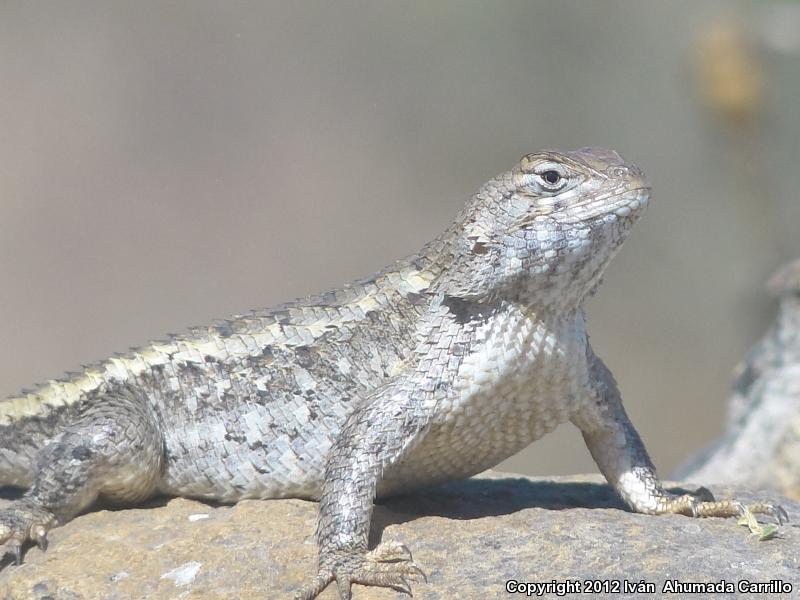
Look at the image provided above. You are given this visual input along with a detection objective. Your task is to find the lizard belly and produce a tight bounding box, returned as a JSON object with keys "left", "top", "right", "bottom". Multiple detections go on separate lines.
{"left": 381, "top": 309, "right": 590, "bottom": 494}
{"left": 157, "top": 398, "right": 338, "bottom": 502}
{"left": 155, "top": 335, "right": 412, "bottom": 502}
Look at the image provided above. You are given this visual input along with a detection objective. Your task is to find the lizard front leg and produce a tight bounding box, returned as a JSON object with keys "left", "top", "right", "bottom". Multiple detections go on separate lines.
{"left": 572, "top": 348, "right": 787, "bottom": 523}
{"left": 295, "top": 380, "right": 429, "bottom": 600}
{"left": 0, "top": 384, "right": 163, "bottom": 566}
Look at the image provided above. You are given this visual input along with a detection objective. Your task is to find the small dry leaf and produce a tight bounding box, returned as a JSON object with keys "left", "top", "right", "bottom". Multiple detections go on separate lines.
{"left": 758, "top": 525, "right": 779, "bottom": 541}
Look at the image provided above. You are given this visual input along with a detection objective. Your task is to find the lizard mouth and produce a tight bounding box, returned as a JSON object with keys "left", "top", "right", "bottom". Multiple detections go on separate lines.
{"left": 609, "top": 187, "right": 651, "bottom": 218}
{"left": 553, "top": 186, "right": 650, "bottom": 225}
{"left": 509, "top": 186, "right": 651, "bottom": 232}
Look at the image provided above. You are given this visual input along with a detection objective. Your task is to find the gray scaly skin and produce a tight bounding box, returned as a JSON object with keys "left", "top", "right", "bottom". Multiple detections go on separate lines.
{"left": 0, "top": 148, "right": 786, "bottom": 598}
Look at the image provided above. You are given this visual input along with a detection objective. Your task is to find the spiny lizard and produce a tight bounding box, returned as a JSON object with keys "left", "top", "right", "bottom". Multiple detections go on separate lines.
{"left": 0, "top": 148, "right": 786, "bottom": 599}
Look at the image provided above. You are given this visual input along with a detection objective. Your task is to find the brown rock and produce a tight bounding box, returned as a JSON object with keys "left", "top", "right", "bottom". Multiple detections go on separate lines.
{"left": 1, "top": 472, "right": 798, "bottom": 599}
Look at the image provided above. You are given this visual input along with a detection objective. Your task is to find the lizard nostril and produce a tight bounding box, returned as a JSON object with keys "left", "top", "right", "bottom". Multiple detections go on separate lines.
{"left": 608, "top": 166, "right": 628, "bottom": 178}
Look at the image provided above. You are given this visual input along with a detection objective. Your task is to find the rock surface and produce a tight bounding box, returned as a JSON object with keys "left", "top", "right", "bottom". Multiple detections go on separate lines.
{"left": 675, "top": 257, "right": 800, "bottom": 500}
{"left": 1, "top": 472, "right": 799, "bottom": 599}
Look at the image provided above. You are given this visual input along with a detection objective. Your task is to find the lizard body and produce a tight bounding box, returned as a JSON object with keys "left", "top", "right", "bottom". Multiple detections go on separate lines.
{"left": 0, "top": 148, "right": 784, "bottom": 599}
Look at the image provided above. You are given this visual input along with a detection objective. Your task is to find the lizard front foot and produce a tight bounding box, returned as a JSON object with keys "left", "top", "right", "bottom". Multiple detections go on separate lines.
{"left": 295, "top": 540, "right": 427, "bottom": 600}
{"left": 0, "top": 501, "right": 55, "bottom": 568}
{"left": 663, "top": 488, "right": 789, "bottom": 525}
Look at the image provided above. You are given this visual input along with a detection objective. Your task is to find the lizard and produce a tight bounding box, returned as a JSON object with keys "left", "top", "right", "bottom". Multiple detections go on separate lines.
{"left": 0, "top": 147, "right": 786, "bottom": 599}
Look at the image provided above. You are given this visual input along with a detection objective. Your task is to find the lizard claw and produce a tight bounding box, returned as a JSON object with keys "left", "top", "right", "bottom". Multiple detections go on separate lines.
{"left": 366, "top": 539, "right": 414, "bottom": 563}
{"left": 0, "top": 501, "right": 56, "bottom": 569}
{"left": 409, "top": 563, "right": 428, "bottom": 583}
{"left": 747, "top": 502, "right": 789, "bottom": 525}
{"left": 296, "top": 540, "right": 427, "bottom": 599}
{"left": 32, "top": 524, "right": 49, "bottom": 552}
{"left": 732, "top": 500, "right": 790, "bottom": 525}
{"left": 294, "top": 569, "right": 334, "bottom": 600}
{"left": 776, "top": 505, "right": 789, "bottom": 525}
{"left": 388, "top": 576, "right": 413, "bottom": 596}
{"left": 0, "top": 538, "right": 23, "bottom": 569}
{"left": 663, "top": 492, "right": 789, "bottom": 529}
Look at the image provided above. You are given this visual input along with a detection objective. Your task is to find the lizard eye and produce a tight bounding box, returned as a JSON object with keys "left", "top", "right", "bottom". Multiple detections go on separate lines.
{"left": 533, "top": 165, "right": 568, "bottom": 192}
{"left": 541, "top": 170, "right": 561, "bottom": 185}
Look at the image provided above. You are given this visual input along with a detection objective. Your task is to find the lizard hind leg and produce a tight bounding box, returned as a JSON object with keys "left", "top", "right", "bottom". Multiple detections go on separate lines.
{"left": 0, "top": 384, "right": 164, "bottom": 568}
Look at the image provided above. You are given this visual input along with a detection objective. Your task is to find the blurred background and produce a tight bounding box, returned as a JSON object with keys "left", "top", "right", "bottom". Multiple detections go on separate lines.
{"left": 1, "top": 1, "right": 799, "bottom": 478}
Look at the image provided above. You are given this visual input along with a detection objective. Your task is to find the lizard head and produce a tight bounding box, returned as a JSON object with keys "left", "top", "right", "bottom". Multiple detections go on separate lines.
{"left": 445, "top": 147, "right": 650, "bottom": 303}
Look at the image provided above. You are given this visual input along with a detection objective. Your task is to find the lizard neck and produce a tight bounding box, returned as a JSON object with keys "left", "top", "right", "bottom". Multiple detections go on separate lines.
{"left": 422, "top": 201, "right": 638, "bottom": 310}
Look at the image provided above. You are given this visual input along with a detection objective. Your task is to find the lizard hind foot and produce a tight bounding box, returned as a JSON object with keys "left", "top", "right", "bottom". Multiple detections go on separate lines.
{"left": 0, "top": 501, "right": 55, "bottom": 569}
{"left": 295, "top": 541, "right": 427, "bottom": 600}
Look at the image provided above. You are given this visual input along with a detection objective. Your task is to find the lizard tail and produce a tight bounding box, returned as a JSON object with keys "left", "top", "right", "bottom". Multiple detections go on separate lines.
{"left": 0, "top": 385, "right": 85, "bottom": 488}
